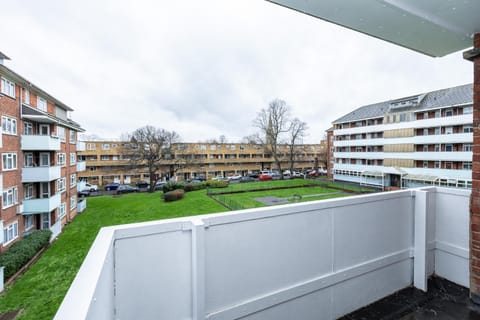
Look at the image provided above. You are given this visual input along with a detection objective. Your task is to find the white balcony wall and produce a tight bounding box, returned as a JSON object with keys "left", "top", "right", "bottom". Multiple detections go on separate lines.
{"left": 76, "top": 161, "right": 86, "bottom": 172}
{"left": 334, "top": 114, "right": 472, "bottom": 136}
{"left": 334, "top": 133, "right": 473, "bottom": 147}
{"left": 21, "top": 135, "right": 61, "bottom": 151}
{"left": 77, "top": 141, "right": 86, "bottom": 151}
{"left": 22, "top": 193, "right": 61, "bottom": 213}
{"left": 56, "top": 188, "right": 471, "bottom": 320}
{"left": 22, "top": 165, "right": 61, "bottom": 183}
{"left": 334, "top": 151, "right": 472, "bottom": 162}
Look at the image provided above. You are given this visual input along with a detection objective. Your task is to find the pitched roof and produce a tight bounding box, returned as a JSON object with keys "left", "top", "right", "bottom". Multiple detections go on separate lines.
{"left": 333, "top": 84, "right": 473, "bottom": 124}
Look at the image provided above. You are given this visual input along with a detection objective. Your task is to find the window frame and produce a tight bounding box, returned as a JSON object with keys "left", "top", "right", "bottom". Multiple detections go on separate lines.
{"left": 2, "top": 186, "right": 18, "bottom": 209}
{"left": 2, "top": 153, "right": 18, "bottom": 171}
{"left": 1, "top": 77, "right": 16, "bottom": 98}
{"left": 37, "top": 96, "right": 47, "bottom": 111}
{"left": 1, "top": 116, "right": 17, "bottom": 135}
{"left": 3, "top": 221, "right": 19, "bottom": 246}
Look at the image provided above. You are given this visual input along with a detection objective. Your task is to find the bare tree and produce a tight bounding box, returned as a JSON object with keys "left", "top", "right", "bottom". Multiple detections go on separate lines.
{"left": 287, "top": 118, "right": 308, "bottom": 173}
{"left": 253, "top": 99, "right": 291, "bottom": 175}
{"left": 121, "top": 125, "right": 180, "bottom": 192}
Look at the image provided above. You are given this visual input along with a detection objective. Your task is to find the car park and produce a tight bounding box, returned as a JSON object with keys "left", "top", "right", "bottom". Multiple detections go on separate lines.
{"left": 104, "top": 183, "right": 121, "bottom": 191}
{"left": 154, "top": 182, "right": 166, "bottom": 190}
{"left": 116, "top": 185, "right": 139, "bottom": 194}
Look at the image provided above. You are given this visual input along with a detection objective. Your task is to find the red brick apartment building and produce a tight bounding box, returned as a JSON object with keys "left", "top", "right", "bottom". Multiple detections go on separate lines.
{"left": 0, "top": 52, "right": 84, "bottom": 251}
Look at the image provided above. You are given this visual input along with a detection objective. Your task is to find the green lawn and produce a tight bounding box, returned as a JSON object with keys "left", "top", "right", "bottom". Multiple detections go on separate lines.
{"left": 0, "top": 191, "right": 227, "bottom": 320}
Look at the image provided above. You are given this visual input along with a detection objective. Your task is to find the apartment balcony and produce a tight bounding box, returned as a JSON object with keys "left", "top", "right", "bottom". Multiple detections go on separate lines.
{"left": 21, "top": 134, "right": 61, "bottom": 151}
{"left": 76, "top": 161, "right": 86, "bottom": 172}
{"left": 55, "top": 187, "right": 469, "bottom": 319}
{"left": 334, "top": 133, "right": 473, "bottom": 147}
{"left": 22, "top": 165, "right": 61, "bottom": 183}
{"left": 77, "top": 141, "right": 86, "bottom": 152}
{"left": 334, "top": 151, "right": 472, "bottom": 162}
{"left": 22, "top": 193, "right": 61, "bottom": 214}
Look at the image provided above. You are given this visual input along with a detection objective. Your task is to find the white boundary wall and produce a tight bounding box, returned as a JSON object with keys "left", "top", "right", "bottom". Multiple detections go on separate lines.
{"left": 55, "top": 187, "right": 470, "bottom": 320}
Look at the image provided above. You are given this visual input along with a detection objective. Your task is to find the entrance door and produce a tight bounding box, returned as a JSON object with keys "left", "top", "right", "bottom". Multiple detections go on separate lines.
{"left": 390, "top": 174, "right": 401, "bottom": 188}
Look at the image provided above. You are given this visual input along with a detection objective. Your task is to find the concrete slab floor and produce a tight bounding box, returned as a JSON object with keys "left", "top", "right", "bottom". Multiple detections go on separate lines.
{"left": 340, "top": 277, "right": 480, "bottom": 320}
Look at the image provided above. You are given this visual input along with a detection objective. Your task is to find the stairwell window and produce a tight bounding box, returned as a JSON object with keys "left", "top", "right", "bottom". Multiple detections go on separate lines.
{"left": 1, "top": 116, "right": 17, "bottom": 135}
{"left": 70, "top": 153, "right": 76, "bottom": 165}
{"left": 1, "top": 77, "right": 15, "bottom": 98}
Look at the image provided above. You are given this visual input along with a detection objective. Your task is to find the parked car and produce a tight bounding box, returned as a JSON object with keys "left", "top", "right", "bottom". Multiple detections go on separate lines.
{"left": 136, "top": 181, "right": 150, "bottom": 188}
{"left": 78, "top": 181, "right": 98, "bottom": 192}
{"left": 189, "top": 179, "right": 203, "bottom": 184}
{"left": 248, "top": 173, "right": 259, "bottom": 179}
{"left": 292, "top": 171, "right": 305, "bottom": 178}
{"left": 259, "top": 174, "right": 273, "bottom": 181}
{"left": 154, "top": 182, "right": 166, "bottom": 190}
{"left": 194, "top": 176, "right": 206, "bottom": 182}
{"left": 240, "top": 176, "right": 256, "bottom": 183}
{"left": 212, "top": 176, "right": 227, "bottom": 181}
{"left": 104, "top": 183, "right": 121, "bottom": 191}
{"left": 228, "top": 175, "right": 242, "bottom": 182}
{"left": 78, "top": 190, "right": 91, "bottom": 197}
{"left": 116, "top": 185, "right": 139, "bottom": 194}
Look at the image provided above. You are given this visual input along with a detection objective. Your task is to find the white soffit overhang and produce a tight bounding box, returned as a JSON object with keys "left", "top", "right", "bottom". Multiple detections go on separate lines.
{"left": 266, "top": 0, "right": 480, "bottom": 57}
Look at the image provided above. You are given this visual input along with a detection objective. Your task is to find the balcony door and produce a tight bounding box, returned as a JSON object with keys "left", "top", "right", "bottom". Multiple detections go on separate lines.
{"left": 40, "top": 182, "right": 50, "bottom": 199}
{"left": 39, "top": 124, "right": 50, "bottom": 136}
{"left": 41, "top": 212, "right": 50, "bottom": 229}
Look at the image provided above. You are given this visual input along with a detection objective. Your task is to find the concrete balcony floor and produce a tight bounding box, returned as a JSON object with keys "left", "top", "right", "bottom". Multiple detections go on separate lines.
{"left": 342, "top": 277, "right": 480, "bottom": 320}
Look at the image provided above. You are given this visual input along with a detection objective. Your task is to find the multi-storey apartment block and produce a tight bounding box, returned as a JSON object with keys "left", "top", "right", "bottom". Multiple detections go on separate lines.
{"left": 78, "top": 141, "right": 326, "bottom": 185}
{"left": 0, "top": 52, "right": 84, "bottom": 251}
{"left": 328, "top": 84, "right": 473, "bottom": 189}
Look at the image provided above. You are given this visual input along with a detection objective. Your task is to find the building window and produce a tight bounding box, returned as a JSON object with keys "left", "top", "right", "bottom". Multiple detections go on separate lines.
{"left": 423, "top": 128, "right": 428, "bottom": 136}
{"left": 423, "top": 145, "right": 428, "bottom": 152}
{"left": 200, "top": 145, "right": 206, "bottom": 151}
{"left": 1, "top": 77, "right": 16, "bottom": 98}
{"left": 464, "top": 106, "right": 473, "bottom": 114}
{"left": 24, "top": 89, "right": 30, "bottom": 104}
{"left": 58, "top": 153, "right": 66, "bottom": 166}
{"left": 57, "top": 177, "right": 66, "bottom": 192}
{"left": 445, "top": 109, "right": 453, "bottom": 117}
{"left": 24, "top": 215, "right": 34, "bottom": 231}
{"left": 463, "top": 144, "right": 473, "bottom": 152}
{"left": 434, "top": 161, "right": 440, "bottom": 169}
{"left": 70, "top": 196, "right": 76, "bottom": 209}
{"left": 435, "top": 144, "right": 440, "bottom": 152}
{"left": 70, "top": 153, "right": 76, "bottom": 165}
{"left": 2, "top": 153, "right": 17, "bottom": 170}
{"left": 70, "top": 174, "right": 76, "bottom": 187}
{"left": 37, "top": 96, "right": 47, "bottom": 111}
{"left": 24, "top": 184, "right": 34, "bottom": 199}
{"left": 3, "top": 221, "right": 18, "bottom": 245}
{"left": 423, "top": 112, "right": 428, "bottom": 119}
{"left": 230, "top": 145, "right": 236, "bottom": 151}
{"left": 445, "top": 162, "right": 452, "bottom": 169}
{"left": 112, "top": 155, "right": 119, "bottom": 161}
{"left": 423, "top": 161, "right": 428, "bottom": 168}
{"left": 464, "top": 125, "right": 473, "bottom": 133}
{"left": 87, "top": 143, "right": 96, "bottom": 150}
{"left": 2, "top": 186, "right": 18, "bottom": 209}
{"left": 463, "top": 162, "right": 473, "bottom": 170}
{"left": 1, "top": 116, "right": 17, "bottom": 135}
{"left": 69, "top": 131, "right": 76, "bottom": 143}
{"left": 434, "top": 127, "right": 440, "bottom": 135}
{"left": 102, "top": 143, "right": 110, "bottom": 150}
{"left": 445, "top": 127, "right": 453, "bottom": 134}
{"left": 435, "top": 110, "right": 440, "bottom": 118}
{"left": 40, "top": 152, "right": 50, "bottom": 166}
{"left": 59, "top": 202, "right": 67, "bottom": 218}
{"left": 24, "top": 122, "right": 33, "bottom": 135}
{"left": 445, "top": 144, "right": 453, "bottom": 152}
{"left": 58, "top": 127, "right": 66, "bottom": 141}
{"left": 24, "top": 153, "right": 33, "bottom": 167}
{"left": 90, "top": 166, "right": 97, "bottom": 172}
{"left": 210, "top": 145, "right": 216, "bottom": 151}
{"left": 101, "top": 155, "right": 109, "bottom": 161}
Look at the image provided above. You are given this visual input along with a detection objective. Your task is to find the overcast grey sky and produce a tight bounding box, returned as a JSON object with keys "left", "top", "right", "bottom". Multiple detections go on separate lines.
{"left": 1, "top": 0, "right": 473, "bottom": 143}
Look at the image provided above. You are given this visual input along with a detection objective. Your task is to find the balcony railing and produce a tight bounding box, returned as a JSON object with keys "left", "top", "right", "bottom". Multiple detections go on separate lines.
{"left": 22, "top": 193, "right": 61, "bottom": 214}
{"left": 56, "top": 187, "right": 469, "bottom": 319}
{"left": 76, "top": 161, "right": 86, "bottom": 172}
{"left": 21, "top": 134, "right": 61, "bottom": 151}
{"left": 22, "top": 165, "right": 61, "bottom": 183}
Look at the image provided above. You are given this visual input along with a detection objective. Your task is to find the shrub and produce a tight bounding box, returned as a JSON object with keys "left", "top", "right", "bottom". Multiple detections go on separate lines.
{"left": 206, "top": 180, "right": 229, "bottom": 188}
{"left": 163, "top": 189, "right": 185, "bottom": 202}
{"left": 162, "top": 182, "right": 185, "bottom": 193}
{"left": 0, "top": 229, "right": 52, "bottom": 279}
{"left": 184, "top": 182, "right": 208, "bottom": 192}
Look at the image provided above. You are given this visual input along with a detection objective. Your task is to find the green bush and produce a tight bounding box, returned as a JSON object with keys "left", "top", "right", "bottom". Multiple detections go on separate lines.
{"left": 163, "top": 189, "right": 185, "bottom": 202}
{"left": 206, "top": 180, "right": 229, "bottom": 188}
{"left": 0, "top": 229, "right": 52, "bottom": 279}
{"left": 184, "top": 182, "right": 208, "bottom": 192}
{"left": 162, "top": 182, "right": 186, "bottom": 193}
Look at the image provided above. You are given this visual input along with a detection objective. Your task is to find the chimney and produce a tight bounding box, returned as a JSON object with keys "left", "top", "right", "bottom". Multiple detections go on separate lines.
{"left": 0, "top": 51, "right": 11, "bottom": 65}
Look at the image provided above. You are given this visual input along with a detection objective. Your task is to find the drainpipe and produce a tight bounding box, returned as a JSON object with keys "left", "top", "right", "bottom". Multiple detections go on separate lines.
{"left": 464, "top": 33, "right": 480, "bottom": 304}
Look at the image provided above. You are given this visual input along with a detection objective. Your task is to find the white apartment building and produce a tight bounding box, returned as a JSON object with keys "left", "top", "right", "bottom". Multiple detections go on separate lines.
{"left": 331, "top": 84, "right": 473, "bottom": 189}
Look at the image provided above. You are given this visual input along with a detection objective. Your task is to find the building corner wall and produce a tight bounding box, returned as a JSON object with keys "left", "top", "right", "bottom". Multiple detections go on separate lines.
{"left": 470, "top": 33, "right": 480, "bottom": 302}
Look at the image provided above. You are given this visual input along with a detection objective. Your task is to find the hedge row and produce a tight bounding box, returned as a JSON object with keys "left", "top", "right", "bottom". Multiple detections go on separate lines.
{"left": 0, "top": 229, "right": 52, "bottom": 279}
{"left": 162, "top": 180, "right": 228, "bottom": 193}
{"left": 163, "top": 189, "right": 185, "bottom": 202}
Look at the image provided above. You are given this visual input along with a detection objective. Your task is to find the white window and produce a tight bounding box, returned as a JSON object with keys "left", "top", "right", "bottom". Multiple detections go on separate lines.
{"left": 2, "top": 186, "right": 18, "bottom": 209}
{"left": 87, "top": 143, "right": 96, "bottom": 150}
{"left": 24, "top": 184, "right": 34, "bottom": 199}
{"left": 70, "top": 195, "right": 76, "bottom": 209}
{"left": 1, "top": 77, "right": 16, "bottom": 98}
{"left": 463, "top": 144, "right": 473, "bottom": 152}
{"left": 70, "top": 174, "right": 76, "bottom": 187}
{"left": 102, "top": 143, "right": 110, "bottom": 150}
{"left": 434, "top": 127, "right": 440, "bottom": 135}
{"left": 210, "top": 145, "right": 216, "bottom": 151}
{"left": 464, "top": 106, "right": 473, "bottom": 114}
{"left": 24, "top": 122, "right": 33, "bottom": 135}
{"left": 39, "top": 124, "right": 50, "bottom": 135}
{"left": 435, "top": 110, "right": 441, "bottom": 118}
{"left": 57, "top": 177, "right": 66, "bottom": 192}
{"left": 58, "top": 153, "right": 66, "bottom": 166}
{"left": 423, "top": 128, "right": 428, "bottom": 135}
{"left": 112, "top": 155, "right": 119, "bottom": 161}
{"left": 70, "top": 153, "right": 76, "bottom": 165}
{"left": 434, "top": 161, "right": 440, "bottom": 169}
{"left": 24, "top": 215, "right": 34, "bottom": 231}
{"left": 423, "top": 145, "right": 428, "bottom": 152}
{"left": 445, "top": 127, "right": 453, "bottom": 134}
{"left": 37, "top": 96, "right": 47, "bottom": 111}
{"left": 3, "top": 221, "right": 18, "bottom": 245}
{"left": 24, "top": 89, "right": 30, "bottom": 104}
{"left": 69, "top": 130, "right": 76, "bottom": 143}
{"left": 463, "top": 162, "right": 473, "bottom": 170}
{"left": 1, "top": 116, "right": 17, "bottom": 135}
{"left": 445, "top": 109, "right": 453, "bottom": 117}
{"left": 59, "top": 202, "right": 67, "bottom": 218}
{"left": 230, "top": 145, "right": 236, "bottom": 151}
{"left": 423, "top": 161, "right": 428, "bottom": 168}
{"left": 24, "top": 153, "right": 33, "bottom": 168}
{"left": 2, "top": 153, "right": 17, "bottom": 170}
{"left": 58, "top": 127, "right": 66, "bottom": 141}
{"left": 435, "top": 144, "right": 440, "bottom": 152}
{"left": 464, "top": 125, "right": 473, "bottom": 133}
{"left": 40, "top": 152, "right": 50, "bottom": 166}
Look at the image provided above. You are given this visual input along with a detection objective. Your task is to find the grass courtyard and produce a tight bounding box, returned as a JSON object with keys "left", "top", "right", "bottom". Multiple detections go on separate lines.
{"left": 0, "top": 180, "right": 372, "bottom": 319}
